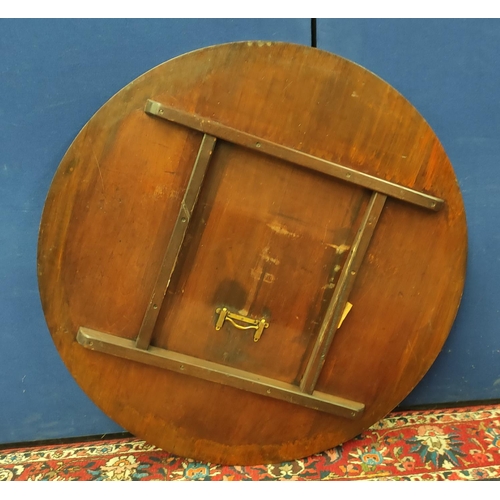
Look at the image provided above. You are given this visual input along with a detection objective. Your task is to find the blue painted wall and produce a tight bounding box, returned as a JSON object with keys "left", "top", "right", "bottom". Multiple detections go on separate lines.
{"left": 0, "top": 19, "right": 310, "bottom": 444}
{"left": 1, "top": 18, "right": 499, "bottom": 445}
{"left": 317, "top": 19, "right": 500, "bottom": 407}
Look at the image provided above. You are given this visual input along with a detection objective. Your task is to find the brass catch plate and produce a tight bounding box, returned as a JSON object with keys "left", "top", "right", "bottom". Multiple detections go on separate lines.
{"left": 215, "top": 307, "right": 269, "bottom": 342}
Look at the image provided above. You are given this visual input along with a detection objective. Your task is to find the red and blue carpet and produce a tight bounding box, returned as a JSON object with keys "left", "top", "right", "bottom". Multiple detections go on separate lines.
{"left": 1, "top": 404, "right": 500, "bottom": 481}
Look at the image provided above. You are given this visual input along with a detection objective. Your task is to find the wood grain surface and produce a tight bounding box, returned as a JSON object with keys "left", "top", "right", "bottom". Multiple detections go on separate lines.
{"left": 38, "top": 42, "right": 467, "bottom": 464}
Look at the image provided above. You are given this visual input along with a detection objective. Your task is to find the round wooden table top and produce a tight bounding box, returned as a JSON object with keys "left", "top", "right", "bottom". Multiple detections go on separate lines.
{"left": 38, "top": 42, "right": 467, "bottom": 465}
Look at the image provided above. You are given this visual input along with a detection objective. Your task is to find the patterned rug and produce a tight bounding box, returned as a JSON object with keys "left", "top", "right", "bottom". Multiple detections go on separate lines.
{"left": 1, "top": 404, "right": 500, "bottom": 481}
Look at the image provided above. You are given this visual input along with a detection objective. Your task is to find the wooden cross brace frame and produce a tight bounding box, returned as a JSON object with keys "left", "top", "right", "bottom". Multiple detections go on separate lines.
{"left": 77, "top": 99, "right": 444, "bottom": 420}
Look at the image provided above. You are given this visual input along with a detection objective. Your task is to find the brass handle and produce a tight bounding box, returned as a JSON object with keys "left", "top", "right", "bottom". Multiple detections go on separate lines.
{"left": 215, "top": 307, "right": 269, "bottom": 342}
